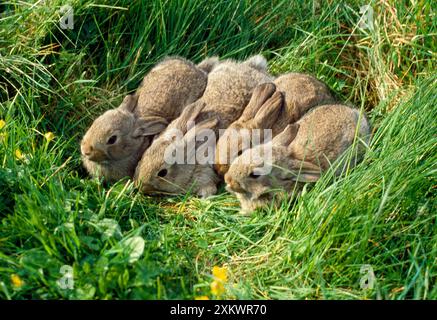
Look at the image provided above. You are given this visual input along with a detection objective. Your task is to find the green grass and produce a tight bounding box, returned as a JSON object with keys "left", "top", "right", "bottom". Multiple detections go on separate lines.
{"left": 0, "top": 0, "right": 436, "bottom": 299}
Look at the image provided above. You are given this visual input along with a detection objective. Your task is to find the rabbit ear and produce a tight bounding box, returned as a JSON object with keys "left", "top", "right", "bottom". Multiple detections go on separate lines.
{"left": 118, "top": 94, "right": 138, "bottom": 113}
{"left": 132, "top": 116, "right": 168, "bottom": 138}
{"left": 278, "top": 160, "right": 321, "bottom": 182}
{"left": 239, "top": 82, "right": 277, "bottom": 121}
{"left": 182, "top": 118, "right": 218, "bottom": 163}
{"left": 252, "top": 91, "right": 283, "bottom": 128}
{"left": 197, "top": 56, "right": 220, "bottom": 73}
{"left": 291, "top": 160, "right": 322, "bottom": 182}
{"left": 272, "top": 123, "right": 300, "bottom": 147}
{"left": 244, "top": 54, "right": 268, "bottom": 71}
{"left": 169, "top": 101, "right": 206, "bottom": 133}
{"left": 291, "top": 171, "right": 321, "bottom": 182}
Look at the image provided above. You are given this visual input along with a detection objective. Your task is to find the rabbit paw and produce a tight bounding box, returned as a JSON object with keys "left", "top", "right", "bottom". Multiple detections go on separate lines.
{"left": 198, "top": 185, "right": 217, "bottom": 198}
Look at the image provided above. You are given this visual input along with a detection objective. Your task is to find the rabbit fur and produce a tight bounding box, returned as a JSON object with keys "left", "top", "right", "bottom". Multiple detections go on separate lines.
{"left": 134, "top": 55, "right": 273, "bottom": 197}
{"left": 215, "top": 73, "right": 336, "bottom": 176}
{"left": 225, "top": 102, "right": 371, "bottom": 213}
{"left": 81, "top": 56, "right": 214, "bottom": 182}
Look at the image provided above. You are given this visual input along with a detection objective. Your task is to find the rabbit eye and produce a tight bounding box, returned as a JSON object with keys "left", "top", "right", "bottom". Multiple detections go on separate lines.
{"left": 249, "top": 171, "right": 261, "bottom": 179}
{"left": 107, "top": 135, "right": 117, "bottom": 145}
{"left": 237, "top": 150, "right": 243, "bottom": 156}
{"left": 157, "top": 168, "right": 168, "bottom": 178}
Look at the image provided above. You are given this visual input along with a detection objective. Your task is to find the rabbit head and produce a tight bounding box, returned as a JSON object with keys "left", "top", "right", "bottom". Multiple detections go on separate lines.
{"left": 215, "top": 82, "right": 283, "bottom": 176}
{"left": 224, "top": 124, "right": 321, "bottom": 212}
{"left": 81, "top": 94, "right": 168, "bottom": 174}
{"left": 225, "top": 104, "right": 370, "bottom": 213}
{"left": 134, "top": 101, "right": 219, "bottom": 197}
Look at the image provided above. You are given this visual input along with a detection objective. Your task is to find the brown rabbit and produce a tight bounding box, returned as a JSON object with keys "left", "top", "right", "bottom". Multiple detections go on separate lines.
{"left": 81, "top": 56, "right": 217, "bottom": 182}
{"left": 215, "top": 73, "right": 335, "bottom": 176}
{"left": 134, "top": 55, "right": 273, "bottom": 197}
{"left": 225, "top": 102, "right": 371, "bottom": 213}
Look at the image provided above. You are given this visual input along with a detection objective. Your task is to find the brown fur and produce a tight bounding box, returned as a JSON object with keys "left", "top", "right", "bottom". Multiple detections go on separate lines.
{"left": 135, "top": 57, "right": 209, "bottom": 120}
{"left": 215, "top": 73, "right": 335, "bottom": 176}
{"left": 134, "top": 55, "right": 273, "bottom": 197}
{"left": 225, "top": 103, "right": 371, "bottom": 213}
{"left": 81, "top": 56, "right": 212, "bottom": 182}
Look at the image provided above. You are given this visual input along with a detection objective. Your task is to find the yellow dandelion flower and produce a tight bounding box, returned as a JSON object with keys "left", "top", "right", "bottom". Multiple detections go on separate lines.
{"left": 44, "top": 131, "right": 55, "bottom": 142}
{"left": 194, "top": 295, "right": 210, "bottom": 300}
{"left": 11, "top": 274, "right": 24, "bottom": 288}
{"left": 210, "top": 280, "right": 225, "bottom": 296}
{"left": 0, "top": 119, "right": 5, "bottom": 130}
{"left": 15, "top": 149, "right": 24, "bottom": 160}
{"left": 212, "top": 266, "right": 228, "bottom": 282}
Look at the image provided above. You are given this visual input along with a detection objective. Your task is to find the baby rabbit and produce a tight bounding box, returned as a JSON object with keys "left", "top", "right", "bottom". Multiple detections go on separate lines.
{"left": 225, "top": 101, "right": 370, "bottom": 213}
{"left": 134, "top": 55, "right": 273, "bottom": 197}
{"left": 215, "top": 73, "right": 335, "bottom": 176}
{"left": 81, "top": 56, "right": 216, "bottom": 182}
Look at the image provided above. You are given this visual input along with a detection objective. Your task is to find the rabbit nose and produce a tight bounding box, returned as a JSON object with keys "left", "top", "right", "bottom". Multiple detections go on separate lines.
{"left": 225, "top": 175, "right": 245, "bottom": 193}
{"left": 81, "top": 144, "right": 94, "bottom": 157}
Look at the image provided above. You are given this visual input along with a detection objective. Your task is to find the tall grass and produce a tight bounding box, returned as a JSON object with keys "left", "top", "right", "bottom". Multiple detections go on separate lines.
{"left": 0, "top": 0, "right": 435, "bottom": 299}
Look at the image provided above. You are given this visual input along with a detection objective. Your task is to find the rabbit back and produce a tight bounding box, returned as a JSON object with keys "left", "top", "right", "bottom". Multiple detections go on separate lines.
{"left": 199, "top": 59, "right": 273, "bottom": 129}
{"left": 273, "top": 73, "right": 336, "bottom": 135}
{"left": 290, "top": 104, "right": 370, "bottom": 170}
{"left": 136, "top": 57, "right": 208, "bottom": 121}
